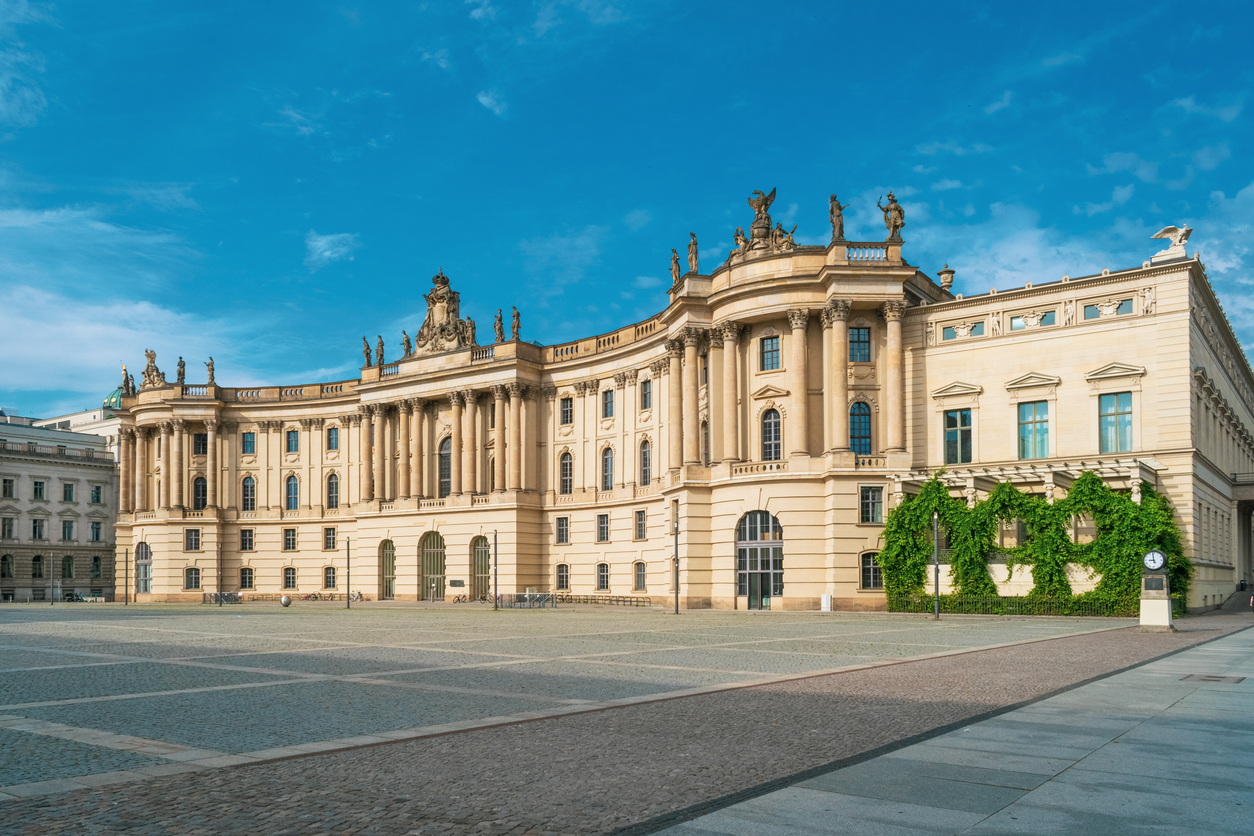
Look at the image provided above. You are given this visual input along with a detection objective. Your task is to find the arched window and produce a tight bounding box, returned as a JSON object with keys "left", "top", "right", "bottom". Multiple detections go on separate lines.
{"left": 556, "top": 563, "right": 570, "bottom": 591}
{"left": 601, "top": 448, "right": 614, "bottom": 491}
{"left": 735, "top": 511, "right": 784, "bottom": 610}
{"left": 61, "top": 555, "right": 74, "bottom": 579}
{"left": 285, "top": 475, "right": 299, "bottom": 511}
{"left": 192, "top": 477, "right": 207, "bottom": 510}
{"left": 185, "top": 567, "right": 200, "bottom": 590}
{"left": 0, "top": 555, "right": 12, "bottom": 578}
{"left": 438, "top": 437, "right": 452, "bottom": 498}
{"left": 762, "top": 409, "right": 781, "bottom": 461}
{"left": 639, "top": 440, "right": 651, "bottom": 485}
{"left": 559, "top": 452, "right": 573, "bottom": 495}
{"left": 421, "top": 532, "right": 447, "bottom": 601}
{"left": 379, "top": 539, "right": 396, "bottom": 599}
{"left": 850, "top": 402, "right": 872, "bottom": 454}
{"left": 135, "top": 543, "right": 152, "bottom": 594}
{"left": 31, "top": 555, "right": 44, "bottom": 578}
{"left": 241, "top": 477, "right": 255, "bottom": 512}
{"left": 633, "top": 561, "right": 646, "bottom": 592}
{"left": 596, "top": 562, "right": 609, "bottom": 591}
{"left": 326, "top": 474, "right": 339, "bottom": 509}
{"left": 471, "top": 536, "right": 491, "bottom": 600}
{"left": 860, "top": 552, "right": 883, "bottom": 589}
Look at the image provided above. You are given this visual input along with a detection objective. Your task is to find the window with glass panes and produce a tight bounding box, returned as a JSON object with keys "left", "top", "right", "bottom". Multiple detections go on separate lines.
{"left": 240, "top": 529, "right": 254, "bottom": 550}
{"left": 324, "top": 527, "right": 336, "bottom": 549}
{"left": 639, "top": 440, "right": 651, "bottom": 484}
{"left": 602, "top": 389, "right": 614, "bottom": 418}
{"left": 326, "top": 426, "right": 339, "bottom": 450}
{"left": 33, "top": 481, "right": 44, "bottom": 500}
{"left": 91, "top": 556, "right": 101, "bottom": 578}
{"left": 635, "top": 509, "right": 647, "bottom": 539}
{"left": 1, "top": 478, "right": 13, "bottom": 498}
{"left": 1, "top": 518, "right": 12, "bottom": 539}
{"left": 240, "top": 567, "right": 254, "bottom": 589}
{"left": 241, "top": 477, "right": 256, "bottom": 511}
{"left": 735, "top": 511, "right": 784, "bottom": 601}
{"left": 61, "top": 521, "right": 73, "bottom": 541}
{"left": 849, "top": 327, "right": 871, "bottom": 362}
{"left": 91, "top": 485, "right": 102, "bottom": 503}
{"left": 184, "top": 528, "right": 200, "bottom": 550}
{"left": 556, "top": 517, "right": 569, "bottom": 544}
{"left": 860, "top": 486, "right": 883, "bottom": 523}
{"left": 760, "top": 336, "right": 780, "bottom": 370}
{"left": 556, "top": 563, "right": 569, "bottom": 590}
{"left": 193, "top": 433, "right": 208, "bottom": 455}
{"left": 861, "top": 553, "right": 883, "bottom": 589}
{"left": 91, "top": 521, "right": 101, "bottom": 541}
{"left": 31, "top": 555, "right": 43, "bottom": 577}
{"left": 242, "top": 432, "right": 255, "bottom": 454}
{"left": 286, "top": 430, "right": 299, "bottom": 453}
{"left": 560, "top": 397, "right": 573, "bottom": 425}
{"left": 601, "top": 448, "right": 613, "bottom": 491}
{"left": 850, "top": 403, "right": 872, "bottom": 454}
{"left": 640, "top": 379, "right": 651, "bottom": 409}
{"left": 559, "top": 453, "right": 573, "bottom": 495}
{"left": 1018, "top": 401, "right": 1049, "bottom": 459}
{"left": 944, "top": 408, "right": 972, "bottom": 464}
{"left": 192, "top": 477, "right": 207, "bottom": 510}
{"left": 634, "top": 561, "right": 646, "bottom": 591}
{"left": 61, "top": 555, "right": 73, "bottom": 578}
{"left": 61, "top": 482, "right": 74, "bottom": 502}
{"left": 596, "top": 513, "right": 609, "bottom": 542}
{"left": 596, "top": 562, "right": 609, "bottom": 590}
{"left": 32, "top": 519, "right": 45, "bottom": 540}
{"left": 283, "top": 567, "right": 296, "bottom": 589}
{"left": 326, "top": 474, "right": 339, "bottom": 509}
{"left": 324, "top": 566, "right": 336, "bottom": 588}
{"left": 286, "top": 476, "right": 299, "bottom": 510}
{"left": 438, "top": 437, "right": 452, "bottom": 497}
{"left": 1099, "top": 392, "right": 1133, "bottom": 453}
{"left": 185, "top": 567, "right": 200, "bottom": 589}
{"left": 283, "top": 528, "right": 296, "bottom": 550}
{"left": 762, "top": 409, "right": 781, "bottom": 460}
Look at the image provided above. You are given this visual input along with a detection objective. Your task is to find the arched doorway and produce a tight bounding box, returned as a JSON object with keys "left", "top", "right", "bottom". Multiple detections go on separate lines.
{"left": 379, "top": 540, "right": 396, "bottom": 600}
{"left": 736, "top": 511, "right": 783, "bottom": 610}
{"left": 421, "top": 532, "right": 446, "bottom": 601}
{"left": 470, "top": 536, "right": 490, "bottom": 600}
{"left": 135, "top": 542, "right": 152, "bottom": 595}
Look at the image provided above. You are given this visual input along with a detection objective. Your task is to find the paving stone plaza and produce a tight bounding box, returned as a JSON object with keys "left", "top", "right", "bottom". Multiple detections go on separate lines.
{"left": 0, "top": 603, "right": 1250, "bottom": 834}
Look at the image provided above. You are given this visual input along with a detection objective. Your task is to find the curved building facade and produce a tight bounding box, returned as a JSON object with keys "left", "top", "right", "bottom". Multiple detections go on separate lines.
{"left": 112, "top": 195, "right": 1254, "bottom": 610}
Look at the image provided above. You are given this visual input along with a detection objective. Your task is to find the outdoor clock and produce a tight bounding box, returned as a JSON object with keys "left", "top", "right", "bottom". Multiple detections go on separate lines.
{"left": 1143, "top": 550, "right": 1167, "bottom": 572}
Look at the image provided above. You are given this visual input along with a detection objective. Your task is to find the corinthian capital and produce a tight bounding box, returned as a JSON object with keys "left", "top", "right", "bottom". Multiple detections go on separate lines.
{"left": 541, "top": 384, "right": 557, "bottom": 400}
{"left": 717, "top": 321, "right": 743, "bottom": 343}
{"left": 666, "top": 339, "right": 684, "bottom": 358}
{"left": 449, "top": 391, "right": 463, "bottom": 407}
{"left": 681, "top": 326, "right": 703, "bottom": 347}
{"left": 707, "top": 328, "right": 724, "bottom": 349}
{"left": 881, "top": 300, "right": 906, "bottom": 322}
{"left": 506, "top": 382, "right": 523, "bottom": 398}
{"left": 787, "top": 308, "right": 810, "bottom": 330}
{"left": 826, "top": 299, "right": 851, "bottom": 322}
{"left": 491, "top": 384, "right": 508, "bottom": 401}
{"left": 204, "top": 418, "right": 219, "bottom": 432}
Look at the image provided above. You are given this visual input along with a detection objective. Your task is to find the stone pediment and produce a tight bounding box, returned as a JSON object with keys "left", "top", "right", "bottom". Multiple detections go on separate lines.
{"left": 931, "top": 381, "right": 984, "bottom": 400}
{"left": 1005, "top": 372, "right": 1062, "bottom": 391}
{"left": 0, "top": 503, "right": 19, "bottom": 515}
{"left": 1085, "top": 362, "right": 1146, "bottom": 382}
{"left": 751, "top": 384, "right": 790, "bottom": 399}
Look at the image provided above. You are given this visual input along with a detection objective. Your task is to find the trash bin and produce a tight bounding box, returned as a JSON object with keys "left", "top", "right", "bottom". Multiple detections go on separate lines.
{"left": 821, "top": 593, "right": 832, "bottom": 612}
{"left": 1241, "top": 579, "right": 1248, "bottom": 592}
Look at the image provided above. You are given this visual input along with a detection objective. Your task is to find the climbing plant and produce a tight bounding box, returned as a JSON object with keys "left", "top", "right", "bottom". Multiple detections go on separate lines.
{"left": 880, "top": 471, "right": 1191, "bottom": 614}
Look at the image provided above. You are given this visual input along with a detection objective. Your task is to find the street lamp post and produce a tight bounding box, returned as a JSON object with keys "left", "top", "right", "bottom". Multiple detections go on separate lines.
{"left": 346, "top": 536, "right": 351, "bottom": 610}
{"left": 672, "top": 518, "right": 679, "bottom": 616}
{"left": 493, "top": 529, "right": 499, "bottom": 611}
{"left": 932, "top": 511, "right": 940, "bottom": 621}
{"left": 124, "top": 547, "right": 128, "bottom": 606}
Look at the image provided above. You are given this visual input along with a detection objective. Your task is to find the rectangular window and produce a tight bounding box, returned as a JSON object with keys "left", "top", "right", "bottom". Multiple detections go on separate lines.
{"left": 185, "top": 528, "right": 200, "bottom": 551}
{"left": 32, "top": 557, "right": 44, "bottom": 579}
{"left": 942, "top": 326, "right": 957, "bottom": 341}
{"left": 1084, "top": 300, "right": 1131, "bottom": 319}
{"left": 91, "top": 521, "right": 102, "bottom": 542}
{"left": 91, "top": 556, "right": 102, "bottom": 579}
{"left": 556, "top": 517, "right": 570, "bottom": 544}
{"left": 860, "top": 487, "right": 884, "bottom": 524}
{"left": 560, "top": 397, "right": 573, "bottom": 425}
{"left": 283, "top": 567, "right": 296, "bottom": 589}
{"left": 193, "top": 433, "right": 208, "bottom": 455}
{"left": 635, "top": 509, "right": 647, "bottom": 540}
{"left": 62, "top": 520, "right": 74, "bottom": 541}
{"left": 283, "top": 528, "right": 296, "bottom": 551}
{"left": 286, "top": 430, "right": 299, "bottom": 453}
{"left": 597, "top": 513, "right": 609, "bottom": 543}
{"left": 63, "top": 482, "right": 74, "bottom": 502}
{"left": 849, "top": 327, "right": 871, "bottom": 362}
{"left": 324, "top": 527, "right": 336, "bottom": 550}
{"left": 970, "top": 322, "right": 985, "bottom": 336}
{"left": 240, "top": 567, "right": 254, "bottom": 589}
{"left": 33, "top": 481, "right": 45, "bottom": 500}
{"left": 185, "top": 567, "right": 200, "bottom": 590}
{"left": 242, "top": 432, "right": 255, "bottom": 455}
{"left": 700, "top": 354, "right": 708, "bottom": 385}
{"left": 760, "top": 336, "right": 780, "bottom": 371}
{"left": 602, "top": 389, "right": 614, "bottom": 419}
{"left": 944, "top": 408, "right": 973, "bottom": 464}
{"left": 597, "top": 563, "right": 609, "bottom": 591}
{"left": 324, "top": 566, "right": 336, "bottom": 589}
{"left": 1099, "top": 392, "right": 1133, "bottom": 453}
{"left": 489, "top": 408, "right": 495, "bottom": 429}
{"left": 91, "top": 485, "right": 102, "bottom": 504}
{"left": 556, "top": 563, "right": 570, "bottom": 590}
{"left": 32, "top": 519, "right": 45, "bottom": 540}
{"left": 1018, "top": 401, "right": 1049, "bottom": 460}
{"left": 861, "top": 553, "right": 884, "bottom": 589}
{"left": 640, "top": 379, "right": 652, "bottom": 410}
{"left": 1, "top": 518, "right": 12, "bottom": 539}
{"left": 326, "top": 426, "right": 339, "bottom": 450}
{"left": 1010, "top": 311, "right": 1056, "bottom": 330}
{"left": 1, "top": 478, "right": 12, "bottom": 498}
{"left": 240, "top": 529, "right": 254, "bottom": 551}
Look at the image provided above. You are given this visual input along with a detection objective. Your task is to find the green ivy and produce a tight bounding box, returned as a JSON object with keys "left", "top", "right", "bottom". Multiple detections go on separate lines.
{"left": 879, "top": 471, "right": 1191, "bottom": 614}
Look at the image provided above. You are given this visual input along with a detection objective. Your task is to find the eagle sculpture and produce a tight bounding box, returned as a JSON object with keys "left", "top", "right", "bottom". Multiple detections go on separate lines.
{"left": 1151, "top": 224, "right": 1192, "bottom": 249}
{"left": 747, "top": 187, "right": 776, "bottom": 216}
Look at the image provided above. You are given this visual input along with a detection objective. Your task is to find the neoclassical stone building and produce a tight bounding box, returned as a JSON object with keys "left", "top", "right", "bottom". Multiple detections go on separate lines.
{"left": 113, "top": 193, "right": 1253, "bottom": 610}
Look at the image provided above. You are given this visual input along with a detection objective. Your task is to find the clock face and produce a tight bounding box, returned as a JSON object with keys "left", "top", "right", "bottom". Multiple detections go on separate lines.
{"left": 1143, "top": 550, "right": 1167, "bottom": 571}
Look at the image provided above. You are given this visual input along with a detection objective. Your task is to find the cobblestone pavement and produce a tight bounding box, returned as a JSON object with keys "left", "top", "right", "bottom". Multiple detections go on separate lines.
{"left": 0, "top": 604, "right": 1245, "bottom": 834}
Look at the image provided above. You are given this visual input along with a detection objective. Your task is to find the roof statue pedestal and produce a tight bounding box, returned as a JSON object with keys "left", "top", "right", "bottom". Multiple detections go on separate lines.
{"left": 1150, "top": 225, "right": 1193, "bottom": 264}
{"left": 414, "top": 269, "right": 478, "bottom": 355}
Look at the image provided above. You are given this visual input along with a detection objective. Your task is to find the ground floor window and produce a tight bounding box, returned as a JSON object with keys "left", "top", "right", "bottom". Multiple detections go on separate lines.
{"left": 596, "top": 562, "right": 609, "bottom": 591}
{"left": 324, "top": 566, "right": 336, "bottom": 589}
{"left": 185, "top": 567, "right": 200, "bottom": 590}
{"left": 633, "top": 561, "right": 646, "bottom": 591}
{"left": 861, "top": 552, "right": 883, "bottom": 589}
{"left": 556, "top": 563, "right": 570, "bottom": 590}
{"left": 283, "top": 567, "right": 296, "bottom": 589}
{"left": 240, "top": 567, "right": 254, "bottom": 590}
{"left": 736, "top": 511, "right": 783, "bottom": 610}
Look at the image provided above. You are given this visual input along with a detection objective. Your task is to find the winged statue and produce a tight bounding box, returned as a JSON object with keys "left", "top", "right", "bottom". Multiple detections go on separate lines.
{"left": 747, "top": 187, "right": 776, "bottom": 219}
{"left": 1151, "top": 225, "right": 1192, "bottom": 249}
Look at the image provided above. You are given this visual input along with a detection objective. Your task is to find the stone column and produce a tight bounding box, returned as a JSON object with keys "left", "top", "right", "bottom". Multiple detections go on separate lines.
{"left": 787, "top": 309, "right": 810, "bottom": 456}
{"left": 541, "top": 385, "right": 557, "bottom": 493}
{"left": 719, "top": 324, "right": 741, "bottom": 463}
{"left": 507, "top": 383, "right": 523, "bottom": 491}
{"left": 463, "top": 390, "right": 478, "bottom": 495}
{"left": 828, "top": 300, "right": 851, "bottom": 451}
{"left": 667, "top": 340, "right": 683, "bottom": 472}
{"left": 205, "top": 419, "right": 218, "bottom": 507}
{"left": 299, "top": 418, "right": 315, "bottom": 509}
{"left": 682, "top": 328, "right": 701, "bottom": 465}
{"left": 492, "top": 385, "right": 507, "bottom": 492}
{"left": 707, "top": 329, "right": 724, "bottom": 465}
{"left": 411, "top": 401, "right": 424, "bottom": 499}
{"left": 372, "top": 407, "right": 386, "bottom": 501}
{"left": 357, "top": 408, "right": 373, "bottom": 502}
{"left": 449, "top": 392, "right": 463, "bottom": 496}
{"left": 259, "top": 422, "right": 274, "bottom": 510}
{"left": 308, "top": 418, "right": 322, "bottom": 508}
{"left": 119, "top": 429, "right": 133, "bottom": 513}
{"left": 158, "top": 422, "right": 172, "bottom": 510}
{"left": 883, "top": 300, "right": 906, "bottom": 452}
{"left": 135, "top": 427, "right": 149, "bottom": 512}
{"left": 398, "top": 401, "right": 412, "bottom": 500}
{"left": 172, "top": 419, "right": 186, "bottom": 508}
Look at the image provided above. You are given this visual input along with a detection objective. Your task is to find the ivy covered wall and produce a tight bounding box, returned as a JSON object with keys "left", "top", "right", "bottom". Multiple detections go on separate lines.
{"left": 876, "top": 471, "right": 1191, "bottom": 613}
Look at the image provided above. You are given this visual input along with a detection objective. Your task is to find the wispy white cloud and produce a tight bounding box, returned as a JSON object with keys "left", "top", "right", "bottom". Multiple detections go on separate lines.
{"left": 932, "top": 179, "right": 962, "bottom": 191}
{"left": 303, "top": 230, "right": 360, "bottom": 270}
{"left": 1193, "top": 143, "right": 1230, "bottom": 172}
{"left": 534, "top": 0, "right": 626, "bottom": 36}
{"left": 985, "top": 91, "right": 1011, "bottom": 114}
{"left": 1087, "top": 151, "right": 1157, "bottom": 183}
{"left": 916, "top": 141, "right": 993, "bottom": 156}
{"left": 632, "top": 275, "right": 662, "bottom": 289}
{"left": 1074, "top": 183, "right": 1135, "bottom": 216}
{"left": 1041, "top": 52, "right": 1082, "bottom": 68}
{"left": 623, "top": 208, "right": 651, "bottom": 230}
{"left": 476, "top": 90, "right": 506, "bottom": 116}
{"left": 274, "top": 105, "right": 319, "bottom": 136}
{"left": 519, "top": 224, "right": 608, "bottom": 302}
{"left": 913, "top": 164, "right": 937, "bottom": 174}
{"left": 122, "top": 182, "right": 199, "bottom": 211}
{"left": 466, "top": 0, "right": 497, "bottom": 20}
{"left": 421, "top": 49, "right": 450, "bottom": 70}
{"left": 1170, "top": 95, "right": 1242, "bottom": 123}
{"left": 0, "top": 0, "right": 48, "bottom": 127}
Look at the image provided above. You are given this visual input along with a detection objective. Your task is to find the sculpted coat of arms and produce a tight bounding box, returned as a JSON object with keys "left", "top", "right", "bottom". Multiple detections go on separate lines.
{"left": 414, "top": 269, "right": 477, "bottom": 355}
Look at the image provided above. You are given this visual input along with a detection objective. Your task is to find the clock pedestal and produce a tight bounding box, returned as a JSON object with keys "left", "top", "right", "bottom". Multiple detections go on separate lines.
{"left": 1138, "top": 572, "right": 1176, "bottom": 632}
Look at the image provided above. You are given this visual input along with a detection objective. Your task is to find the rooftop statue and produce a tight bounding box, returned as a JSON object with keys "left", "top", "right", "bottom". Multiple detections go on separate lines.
{"left": 829, "top": 194, "right": 850, "bottom": 242}
{"left": 414, "top": 269, "right": 477, "bottom": 354}
{"left": 877, "top": 191, "right": 905, "bottom": 242}
{"left": 176, "top": 357, "right": 185, "bottom": 385}
{"left": 376, "top": 336, "right": 385, "bottom": 367}
{"left": 511, "top": 306, "right": 521, "bottom": 341}
{"left": 1151, "top": 224, "right": 1193, "bottom": 258}
{"left": 205, "top": 357, "right": 214, "bottom": 385}
{"left": 494, "top": 309, "right": 505, "bottom": 344}
{"left": 747, "top": 187, "right": 776, "bottom": 245}
{"left": 362, "top": 336, "right": 372, "bottom": 368}
{"left": 687, "top": 233, "right": 699, "bottom": 274}
{"left": 402, "top": 329, "right": 413, "bottom": 357}
{"left": 670, "top": 248, "right": 681, "bottom": 284}
{"left": 140, "top": 349, "right": 165, "bottom": 389}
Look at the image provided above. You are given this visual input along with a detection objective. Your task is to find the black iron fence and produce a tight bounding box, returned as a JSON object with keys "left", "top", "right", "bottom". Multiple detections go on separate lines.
{"left": 201, "top": 592, "right": 242, "bottom": 604}
{"left": 497, "top": 592, "right": 558, "bottom": 609}
{"left": 887, "top": 593, "right": 1139, "bottom": 617}
{"left": 554, "top": 594, "right": 652, "bottom": 607}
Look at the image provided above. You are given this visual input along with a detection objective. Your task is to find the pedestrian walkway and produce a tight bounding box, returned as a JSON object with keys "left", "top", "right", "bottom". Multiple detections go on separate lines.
{"left": 656, "top": 622, "right": 1254, "bottom": 836}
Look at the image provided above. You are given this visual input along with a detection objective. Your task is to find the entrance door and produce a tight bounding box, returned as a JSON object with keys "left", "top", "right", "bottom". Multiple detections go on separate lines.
{"left": 421, "top": 532, "right": 446, "bottom": 601}
{"left": 736, "top": 512, "right": 783, "bottom": 610}
{"left": 471, "top": 537, "right": 490, "bottom": 600}
{"left": 380, "top": 540, "right": 396, "bottom": 600}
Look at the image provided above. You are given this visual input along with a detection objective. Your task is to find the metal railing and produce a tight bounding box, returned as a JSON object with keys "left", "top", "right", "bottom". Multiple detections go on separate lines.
{"left": 554, "top": 594, "right": 652, "bottom": 607}
{"left": 497, "top": 592, "right": 557, "bottom": 609}
{"left": 202, "top": 592, "right": 242, "bottom": 604}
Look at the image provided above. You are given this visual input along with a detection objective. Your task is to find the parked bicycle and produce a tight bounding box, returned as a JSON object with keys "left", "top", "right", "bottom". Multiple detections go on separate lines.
{"left": 452, "top": 594, "right": 468, "bottom": 603}
{"left": 348, "top": 590, "right": 365, "bottom": 602}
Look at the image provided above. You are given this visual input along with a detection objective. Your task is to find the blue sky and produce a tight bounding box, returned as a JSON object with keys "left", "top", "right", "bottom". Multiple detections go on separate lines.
{"left": 1, "top": 1, "right": 1251, "bottom": 417}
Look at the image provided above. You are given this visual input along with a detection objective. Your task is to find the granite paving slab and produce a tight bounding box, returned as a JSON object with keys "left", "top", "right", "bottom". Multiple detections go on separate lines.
{"left": 0, "top": 728, "right": 163, "bottom": 787}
